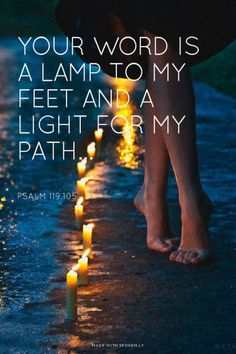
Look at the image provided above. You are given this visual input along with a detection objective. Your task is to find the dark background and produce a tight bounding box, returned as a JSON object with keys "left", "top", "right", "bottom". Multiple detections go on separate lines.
{"left": 1, "top": 0, "right": 236, "bottom": 96}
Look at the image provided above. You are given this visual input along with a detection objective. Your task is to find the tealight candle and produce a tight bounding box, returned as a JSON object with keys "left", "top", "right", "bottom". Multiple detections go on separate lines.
{"left": 77, "top": 158, "right": 87, "bottom": 178}
{"left": 94, "top": 129, "right": 103, "bottom": 158}
{"left": 77, "top": 177, "right": 89, "bottom": 199}
{"left": 87, "top": 142, "right": 96, "bottom": 160}
{"left": 66, "top": 270, "right": 78, "bottom": 321}
{"left": 78, "top": 256, "right": 89, "bottom": 286}
{"left": 83, "top": 224, "right": 94, "bottom": 259}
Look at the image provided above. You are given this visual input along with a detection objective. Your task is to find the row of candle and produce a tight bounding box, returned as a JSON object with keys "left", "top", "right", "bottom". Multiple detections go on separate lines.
{"left": 66, "top": 226, "right": 94, "bottom": 321}
{"left": 66, "top": 128, "right": 103, "bottom": 321}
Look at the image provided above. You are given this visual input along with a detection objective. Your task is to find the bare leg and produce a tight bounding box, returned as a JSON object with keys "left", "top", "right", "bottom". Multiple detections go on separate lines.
{"left": 145, "top": 33, "right": 213, "bottom": 264}
{"left": 134, "top": 109, "right": 175, "bottom": 252}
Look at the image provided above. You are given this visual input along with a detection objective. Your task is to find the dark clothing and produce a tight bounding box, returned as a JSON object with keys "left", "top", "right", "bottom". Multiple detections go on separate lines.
{"left": 55, "top": 0, "right": 236, "bottom": 77}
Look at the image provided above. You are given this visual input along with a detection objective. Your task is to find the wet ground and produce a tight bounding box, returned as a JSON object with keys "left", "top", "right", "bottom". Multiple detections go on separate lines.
{"left": 0, "top": 38, "right": 236, "bottom": 354}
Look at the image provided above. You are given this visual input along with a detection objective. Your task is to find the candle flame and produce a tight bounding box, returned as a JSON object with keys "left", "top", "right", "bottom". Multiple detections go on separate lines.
{"left": 77, "top": 177, "right": 89, "bottom": 186}
{"left": 87, "top": 142, "right": 96, "bottom": 158}
{"left": 94, "top": 128, "right": 103, "bottom": 140}
{"left": 72, "top": 264, "right": 80, "bottom": 272}
{"left": 66, "top": 269, "right": 78, "bottom": 286}
{"left": 77, "top": 157, "right": 87, "bottom": 166}
{"left": 87, "top": 142, "right": 95, "bottom": 150}
{"left": 82, "top": 248, "right": 91, "bottom": 258}
{"left": 76, "top": 196, "right": 84, "bottom": 206}
{"left": 84, "top": 223, "right": 95, "bottom": 230}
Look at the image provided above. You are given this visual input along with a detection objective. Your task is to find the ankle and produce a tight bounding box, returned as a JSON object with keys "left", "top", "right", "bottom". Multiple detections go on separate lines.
{"left": 143, "top": 182, "right": 167, "bottom": 201}
{"left": 179, "top": 184, "right": 203, "bottom": 206}
{"left": 180, "top": 192, "right": 207, "bottom": 221}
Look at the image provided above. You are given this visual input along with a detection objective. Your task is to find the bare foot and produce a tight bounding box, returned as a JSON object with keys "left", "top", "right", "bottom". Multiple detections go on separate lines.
{"left": 169, "top": 192, "right": 213, "bottom": 265}
{"left": 134, "top": 186, "right": 175, "bottom": 253}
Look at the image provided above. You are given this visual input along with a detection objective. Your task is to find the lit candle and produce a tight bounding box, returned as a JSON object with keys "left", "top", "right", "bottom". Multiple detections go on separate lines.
{"left": 77, "top": 177, "right": 89, "bottom": 199}
{"left": 78, "top": 256, "right": 89, "bottom": 286}
{"left": 74, "top": 197, "right": 84, "bottom": 229}
{"left": 87, "top": 142, "right": 96, "bottom": 160}
{"left": 66, "top": 270, "right": 78, "bottom": 321}
{"left": 94, "top": 128, "right": 103, "bottom": 143}
{"left": 83, "top": 224, "right": 94, "bottom": 259}
{"left": 94, "top": 129, "right": 103, "bottom": 158}
{"left": 77, "top": 158, "right": 87, "bottom": 178}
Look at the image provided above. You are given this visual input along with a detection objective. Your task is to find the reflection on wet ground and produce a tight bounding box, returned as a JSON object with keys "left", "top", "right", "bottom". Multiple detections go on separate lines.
{"left": 0, "top": 38, "right": 235, "bottom": 353}
{"left": 109, "top": 78, "right": 143, "bottom": 169}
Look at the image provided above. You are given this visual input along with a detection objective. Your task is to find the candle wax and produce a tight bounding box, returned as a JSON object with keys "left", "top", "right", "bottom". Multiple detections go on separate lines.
{"left": 83, "top": 224, "right": 94, "bottom": 259}
{"left": 78, "top": 257, "right": 89, "bottom": 286}
{"left": 74, "top": 204, "right": 84, "bottom": 229}
{"left": 66, "top": 270, "right": 78, "bottom": 321}
{"left": 77, "top": 178, "right": 89, "bottom": 199}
